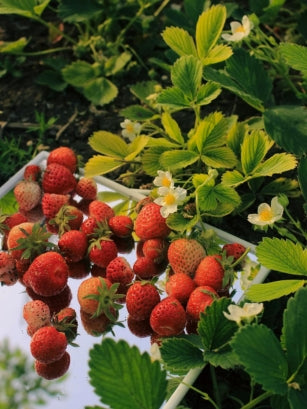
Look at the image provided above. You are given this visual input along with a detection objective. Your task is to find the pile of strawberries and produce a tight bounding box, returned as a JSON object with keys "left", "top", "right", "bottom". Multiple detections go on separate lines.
{"left": 0, "top": 146, "right": 247, "bottom": 380}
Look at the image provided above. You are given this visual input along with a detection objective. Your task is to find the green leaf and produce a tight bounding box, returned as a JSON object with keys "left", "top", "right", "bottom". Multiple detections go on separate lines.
{"left": 84, "top": 155, "right": 123, "bottom": 177}
{"left": 202, "top": 44, "right": 233, "bottom": 66}
{"left": 105, "top": 52, "right": 131, "bottom": 76}
{"left": 166, "top": 213, "right": 198, "bottom": 232}
{"left": 162, "top": 26, "right": 197, "bottom": 57}
{"left": 0, "top": 37, "right": 28, "bottom": 53}
{"left": 256, "top": 238, "right": 307, "bottom": 276}
{"left": 160, "top": 337, "right": 204, "bottom": 375}
{"left": 160, "top": 150, "right": 199, "bottom": 170}
{"left": 88, "top": 131, "right": 129, "bottom": 158}
{"left": 288, "top": 387, "right": 307, "bottom": 409}
{"left": 298, "top": 156, "right": 307, "bottom": 201}
{"left": 195, "top": 82, "right": 221, "bottom": 106}
{"left": 201, "top": 146, "right": 237, "bottom": 168}
{"left": 88, "top": 338, "right": 167, "bottom": 409}
{"left": 279, "top": 43, "right": 307, "bottom": 78}
{"left": 62, "top": 61, "right": 96, "bottom": 86}
{"left": 282, "top": 286, "right": 307, "bottom": 376}
{"left": 125, "top": 135, "right": 149, "bottom": 161}
{"left": 130, "top": 81, "right": 160, "bottom": 103}
{"left": 263, "top": 106, "right": 307, "bottom": 156}
{"left": 230, "top": 324, "right": 288, "bottom": 395}
{"left": 33, "top": 0, "right": 49, "bottom": 16}
{"left": 36, "top": 69, "right": 67, "bottom": 92}
{"left": 241, "top": 130, "right": 272, "bottom": 175}
{"left": 120, "top": 105, "right": 156, "bottom": 121}
{"left": 221, "top": 170, "right": 246, "bottom": 187}
{"left": 82, "top": 77, "right": 118, "bottom": 106}
{"left": 0, "top": 190, "right": 18, "bottom": 213}
{"left": 195, "top": 5, "right": 226, "bottom": 59}
{"left": 142, "top": 146, "right": 168, "bottom": 176}
{"left": 253, "top": 153, "right": 297, "bottom": 178}
{"left": 197, "top": 184, "right": 241, "bottom": 212}
{"left": 0, "top": 0, "right": 48, "bottom": 17}
{"left": 198, "top": 298, "right": 237, "bottom": 350}
{"left": 245, "top": 280, "right": 306, "bottom": 302}
{"left": 171, "top": 55, "right": 203, "bottom": 100}
{"left": 57, "top": 0, "right": 102, "bottom": 22}
{"left": 157, "top": 86, "right": 190, "bottom": 109}
{"left": 204, "top": 348, "right": 240, "bottom": 369}
{"left": 161, "top": 112, "right": 184, "bottom": 144}
{"left": 97, "top": 191, "right": 127, "bottom": 203}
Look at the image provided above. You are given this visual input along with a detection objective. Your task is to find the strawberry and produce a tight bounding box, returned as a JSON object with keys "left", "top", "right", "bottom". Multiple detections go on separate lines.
{"left": 88, "top": 238, "right": 118, "bottom": 268}
{"left": 194, "top": 254, "right": 224, "bottom": 291}
{"left": 0, "top": 212, "right": 28, "bottom": 249}
{"left": 134, "top": 202, "right": 171, "bottom": 240}
{"left": 6, "top": 221, "right": 35, "bottom": 260}
{"left": 149, "top": 296, "right": 186, "bottom": 336}
{"left": 80, "top": 309, "right": 114, "bottom": 336}
{"left": 23, "top": 251, "right": 69, "bottom": 296}
{"left": 127, "top": 315, "right": 153, "bottom": 338}
{"left": 125, "top": 281, "right": 161, "bottom": 321}
{"left": 108, "top": 215, "right": 134, "bottom": 238}
{"left": 30, "top": 325, "right": 67, "bottom": 364}
{"left": 42, "top": 193, "right": 69, "bottom": 220}
{"left": 42, "top": 163, "right": 77, "bottom": 194}
{"left": 53, "top": 307, "right": 78, "bottom": 344}
{"left": 80, "top": 217, "right": 99, "bottom": 237}
{"left": 23, "top": 300, "right": 51, "bottom": 333}
{"left": 47, "top": 146, "right": 78, "bottom": 173}
{"left": 167, "top": 238, "right": 206, "bottom": 277}
{"left": 14, "top": 180, "right": 42, "bottom": 211}
{"left": 0, "top": 251, "right": 18, "bottom": 285}
{"left": 35, "top": 351, "right": 70, "bottom": 380}
{"left": 88, "top": 200, "right": 115, "bottom": 222}
{"left": 165, "top": 272, "right": 196, "bottom": 305}
{"left": 49, "top": 204, "right": 84, "bottom": 236}
{"left": 133, "top": 256, "right": 165, "bottom": 279}
{"left": 186, "top": 285, "right": 218, "bottom": 321}
{"left": 26, "top": 285, "right": 73, "bottom": 315}
{"left": 222, "top": 242, "right": 247, "bottom": 262}
{"left": 142, "top": 238, "right": 169, "bottom": 263}
{"left": 58, "top": 229, "right": 88, "bottom": 263}
{"left": 24, "top": 164, "right": 41, "bottom": 181}
{"left": 75, "top": 177, "right": 97, "bottom": 200}
{"left": 105, "top": 256, "right": 134, "bottom": 286}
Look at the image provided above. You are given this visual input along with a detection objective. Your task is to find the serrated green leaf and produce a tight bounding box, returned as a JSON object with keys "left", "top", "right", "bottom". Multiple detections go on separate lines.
{"left": 196, "top": 5, "right": 226, "bottom": 59}
{"left": 157, "top": 86, "right": 190, "bottom": 109}
{"left": 203, "top": 44, "right": 233, "bottom": 66}
{"left": 256, "top": 238, "right": 307, "bottom": 276}
{"left": 288, "top": 386, "right": 307, "bottom": 409}
{"left": 282, "top": 286, "right": 307, "bottom": 376}
{"left": 161, "top": 112, "right": 184, "bottom": 144}
{"left": 171, "top": 55, "right": 202, "bottom": 99}
{"left": 260, "top": 177, "right": 300, "bottom": 197}
{"left": 160, "top": 150, "right": 199, "bottom": 170}
{"left": 204, "top": 348, "right": 240, "bottom": 369}
{"left": 33, "top": 0, "right": 49, "bottom": 15}
{"left": 279, "top": 43, "right": 307, "bottom": 77}
{"left": 162, "top": 26, "right": 197, "bottom": 57}
{"left": 253, "top": 153, "right": 297, "bottom": 178}
{"left": 83, "top": 77, "right": 118, "bottom": 106}
{"left": 195, "top": 82, "right": 221, "bottom": 106}
{"left": 201, "top": 147, "right": 237, "bottom": 168}
{"left": 120, "top": 105, "right": 156, "bottom": 121}
{"left": 84, "top": 155, "right": 123, "bottom": 177}
{"left": 62, "top": 61, "right": 96, "bottom": 86}
{"left": 198, "top": 298, "right": 237, "bottom": 350}
{"left": 147, "top": 137, "right": 179, "bottom": 149}
{"left": 89, "top": 338, "right": 167, "bottom": 409}
{"left": 166, "top": 213, "right": 198, "bottom": 232}
{"left": 35, "top": 69, "right": 67, "bottom": 92}
{"left": 264, "top": 106, "right": 307, "bottom": 156}
{"left": 97, "top": 191, "right": 127, "bottom": 203}
{"left": 88, "top": 131, "right": 129, "bottom": 158}
{"left": 298, "top": 156, "right": 307, "bottom": 201}
{"left": 197, "top": 184, "right": 240, "bottom": 212}
{"left": 105, "top": 52, "right": 131, "bottom": 76}
{"left": 0, "top": 0, "right": 42, "bottom": 17}
{"left": 160, "top": 338, "right": 204, "bottom": 375}
{"left": 245, "top": 279, "right": 306, "bottom": 302}
{"left": 125, "top": 135, "right": 149, "bottom": 161}
{"left": 221, "top": 170, "right": 246, "bottom": 187}
{"left": 0, "top": 190, "right": 18, "bottom": 213}
{"left": 231, "top": 324, "right": 288, "bottom": 394}
{"left": 0, "top": 37, "right": 28, "bottom": 53}
{"left": 141, "top": 146, "right": 167, "bottom": 176}
{"left": 241, "top": 130, "right": 272, "bottom": 175}
{"left": 130, "top": 81, "right": 160, "bottom": 103}
{"left": 57, "top": 0, "right": 101, "bottom": 22}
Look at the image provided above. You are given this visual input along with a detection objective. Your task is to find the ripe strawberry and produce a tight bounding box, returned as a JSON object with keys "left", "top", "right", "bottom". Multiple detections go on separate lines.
{"left": 125, "top": 281, "right": 161, "bottom": 321}
{"left": 108, "top": 215, "right": 133, "bottom": 238}
{"left": 24, "top": 164, "right": 41, "bottom": 181}
{"left": 75, "top": 177, "right": 97, "bottom": 200}
{"left": 80, "top": 217, "right": 99, "bottom": 236}
{"left": 88, "top": 200, "right": 115, "bottom": 222}
{"left": 49, "top": 204, "right": 84, "bottom": 236}
{"left": 30, "top": 325, "right": 67, "bottom": 364}
{"left": 222, "top": 242, "right": 247, "bottom": 261}
{"left": 134, "top": 202, "right": 171, "bottom": 240}
{"left": 194, "top": 255, "right": 224, "bottom": 291}
{"left": 80, "top": 309, "right": 114, "bottom": 336}
{"left": 58, "top": 230, "right": 88, "bottom": 263}
{"left": 53, "top": 307, "right": 78, "bottom": 344}
{"left": 35, "top": 351, "right": 70, "bottom": 380}
{"left": 88, "top": 238, "right": 118, "bottom": 268}
{"left": 133, "top": 256, "right": 164, "bottom": 279}
{"left": 142, "top": 238, "right": 169, "bottom": 263}
{"left": 14, "top": 180, "right": 42, "bottom": 211}
{"left": 47, "top": 146, "right": 78, "bottom": 173}
{"left": 42, "top": 163, "right": 77, "bottom": 194}
{"left": 6, "top": 221, "right": 35, "bottom": 260}
{"left": 0, "top": 252, "right": 18, "bottom": 285}
{"left": 186, "top": 285, "right": 218, "bottom": 321}
{"left": 165, "top": 272, "right": 196, "bottom": 305}
{"left": 23, "top": 300, "right": 51, "bottom": 333}
{"left": 167, "top": 238, "right": 206, "bottom": 277}
{"left": 150, "top": 296, "right": 186, "bottom": 336}
{"left": 105, "top": 256, "right": 134, "bottom": 286}
{"left": 23, "top": 251, "right": 69, "bottom": 296}
{"left": 26, "top": 285, "right": 72, "bottom": 315}
{"left": 42, "top": 193, "right": 69, "bottom": 219}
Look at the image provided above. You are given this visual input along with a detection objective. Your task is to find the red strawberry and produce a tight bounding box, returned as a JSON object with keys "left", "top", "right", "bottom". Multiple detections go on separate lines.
{"left": 126, "top": 281, "right": 161, "bottom": 321}
{"left": 134, "top": 202, "right": 171, "bottom": 240}
{"left": 58, "top": 230, "right": 88, "bottom": 263}
{"left": 35, "top": 351, "right": 70, "bottom": 380}
{"left": 23, "top": 300, "right": 51, "bottom": 333}
{"left": 88, "top": 200, "right": 115, "bottom": 222}
{"left": 49, "top": 204, "right": 84, "bottom": 236}
{"left": 105, "top": 256, "right": 134, "bottom": 286}
{"left": 80, "top": 309, "right": 113, "bottom": 336}
{"left": 186, "top": 285, "right": 218, "bottom": 321}
{"left": 108, "top": 215, "right": 134, "bottom": 238}
{"left": 75, "top": 177, "right": 97, "bottom": 200}
{"left": 47, "top": 146, "right": 77, "bottom": 173}
{"left": 222, "top": 242, "right": 246, "bottom": 261}
{"left": 42, "top": 193, "right": 69, "bottom": 219}
{"left": 30, "top": 325, "right": 67, "bottom": 364}
{"left": 26, "top": 285, "right": 73, "bottom": 315}
{"left": 53, "top": 307, "right": 78, "bottom": 343}
{"left": 42, "top": 163, "right": 77, "bottom": 194}
{"left": 165, "top": 272, "right": 196, "bottom": 305}
{"left": 80, "top": 217, "right": 99, "bottom": 237}
{"left": 142, "top": 238, "right": 169, "bottom": 263}
{"left": 194, "top": 254, "right": 224, "bottom": 291}
{"left": 23, "top": 251, "right": 69, "bottom": 296}
{"left": 150, "top": 296, "right": 186, "bottom": 336}
{"left": 24, "top": 164, "right": 41, "bottom": 181}
{"left": 88, "top": 238, "right": 118, "bottom": 268}
{"left": 14, "top": 180, "right": 42, "bottom": 211}
{"left": 0, "top": 251, "right": 18, "bottom": 285}
{"left": 167, "top": 238, "right": 206, "bottom": 277}
{"left": 133, "top": 256, "right": 165, "bottom": 279}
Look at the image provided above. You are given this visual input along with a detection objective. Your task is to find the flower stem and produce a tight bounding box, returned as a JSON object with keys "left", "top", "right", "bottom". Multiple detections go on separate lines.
{"left": 240, "top": 391, "right": 272, "bottom": 409}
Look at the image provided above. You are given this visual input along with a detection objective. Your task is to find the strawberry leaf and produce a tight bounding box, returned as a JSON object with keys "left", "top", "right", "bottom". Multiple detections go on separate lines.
{"left": 245, "top": 279, "right": 305, "bottom": 302}
{"left": 88, "top": 338, "right": 167, "bottom": 409}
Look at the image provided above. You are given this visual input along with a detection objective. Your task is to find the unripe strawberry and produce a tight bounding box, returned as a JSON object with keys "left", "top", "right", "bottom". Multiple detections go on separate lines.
{"left": 14, "top": 180, "right": 42, "bottom": 211}
{"left": 23, "top": 300, "right": 51, "bottom": 333}
{"left": 167, "top": 238, "right": 206, "bottom": 277}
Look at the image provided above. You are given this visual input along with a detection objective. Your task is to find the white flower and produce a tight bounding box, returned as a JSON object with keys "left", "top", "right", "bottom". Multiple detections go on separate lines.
{"left": 240, "top": 258, "right": 260, "bottom": 291}
{"left": 120, "top": 119, "right": 141, "bottom": 141}
{"left": 153, "top": 170, "right": 174, "bottom": 189}
{"left": 247, "top": 196, "right": 284, "bottom": 227}
{"left": 223, "top": 302, "right": 264, "bottom": 325}
{"left": 222, "top": 15, "right": 253, "bottom": 42}
{"left": 150, "top": 343, "right": 161, "bottom": 362}
{"left": 154, "top": 186, "right": 187, "bottom": 218}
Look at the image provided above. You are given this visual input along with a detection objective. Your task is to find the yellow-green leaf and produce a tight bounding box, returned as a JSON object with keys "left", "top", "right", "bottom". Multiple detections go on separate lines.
{"left": 84, "top": 155, "right": 123, "bottom": 177}
{"left": 241, "top": 130, "right": 272, "bottom": 175}
{"left": 125, "top": 134, "right": 149, "bottom": 161}
{"left": 246, "top": 280, "right": 306, "bottom": 302}
{"left": 88, "top": 131, "right": 129, "bottom": 158}
{"left": 253, "top": 153, "right": 297, "bottom": 178}
{"left": 161, "top": 112, "right": 184, "bottom": 144}
{"left": 160, "top": 150, "right": 199, "bottom": 170}
{"left": 222, "top": 170, "right": 246, "bottom": 187}
{"left": 162, "top": 27, "right": 197, "bottom": 57}
{"left": 201, "top": 147, "right": 237, "bottom": 168}
{"left": 202, "top": 44, "right": 233, "bottom": 66}
{"left": 0, "top": 37, "right": 28, "bottom": 53}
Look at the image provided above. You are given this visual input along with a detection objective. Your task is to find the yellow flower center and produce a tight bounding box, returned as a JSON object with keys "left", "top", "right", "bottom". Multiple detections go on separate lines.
{"left": 162, "top": 176, "right": 171, "bottom": 188}
{"left": 126, "top": 123, "right": 134, "bottom": 132}
{"left": 259, "top": 209, "right": 273, "bottom": 221}
{"left": 235, "top": 25, "right": 245, "bottom": 33}
{"left": 164, "top": 192, "right": 176, "bottom": 205}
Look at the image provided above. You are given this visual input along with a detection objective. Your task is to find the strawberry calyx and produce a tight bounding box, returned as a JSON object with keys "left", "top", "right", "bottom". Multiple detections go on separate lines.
{"left": 51, "top": 314, "right": 79, "bottom": 346}
{"left": 48, "top": 204, "right": 79, "bottom": 236}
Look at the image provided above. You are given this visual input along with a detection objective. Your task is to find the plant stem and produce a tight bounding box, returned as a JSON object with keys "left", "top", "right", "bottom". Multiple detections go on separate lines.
{"left": 210, "top": 364, "right": 222, "bottom": 408}
{"left": 240, "top": 391, "right": 272, "bottom": 409}
{"left": 10, "top": 47, "right": 71, "bottom": 57}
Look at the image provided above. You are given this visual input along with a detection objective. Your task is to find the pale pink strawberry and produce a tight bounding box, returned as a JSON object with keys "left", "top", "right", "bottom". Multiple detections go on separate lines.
{"left": 0, "top": 251, "right": 18, "bottom": 285}
{"left": 14, "top": 180, "right": 42, "bottom": 211}
{"left": 23, "top": 300, "right": 51, "bottom": 333}
{"left": 167, "top": 238, "right": 206, "bottom": 277}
